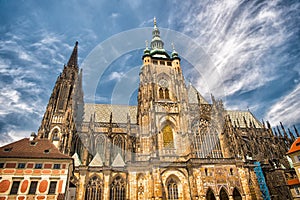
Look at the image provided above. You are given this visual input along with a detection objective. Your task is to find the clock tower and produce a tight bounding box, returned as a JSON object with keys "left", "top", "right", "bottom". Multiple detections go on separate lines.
{"left": 137, "top": 18, "right": 191, "bottom": 161}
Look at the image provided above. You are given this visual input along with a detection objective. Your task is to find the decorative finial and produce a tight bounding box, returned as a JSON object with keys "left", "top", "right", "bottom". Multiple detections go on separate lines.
{"left": 145, "top": 40, "right": 148, "bottom": 48}
{"left": 171, "top": 42, "right": 175, "bottom": 51}
{"left": 154, "top": 17, "right": 157, "bottom": 26}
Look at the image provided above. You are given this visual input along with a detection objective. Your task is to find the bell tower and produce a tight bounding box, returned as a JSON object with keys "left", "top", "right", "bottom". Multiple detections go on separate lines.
{"left": 38, "top": 42, "right": 83, "bottom": 155}
{"left": 137, "top": 18, "right": 191, "bottom": 161}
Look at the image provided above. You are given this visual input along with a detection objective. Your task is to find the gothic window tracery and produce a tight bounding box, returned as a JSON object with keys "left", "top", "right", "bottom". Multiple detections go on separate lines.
{"left": 110, "top": 175, "right": 126, "bottom": 200}
{"left": 51, "top": 129, "right": 59, "bottom": 141}
{"left": 85, "top": 175, "right": 103, "bottom": 200}
{"left": 162, "top": 124, "right": 174, "bottom": 148}
{"left": 191, "top": 119, "right": 222, "bottom": 158}
{"left": 167, "top": 178, "right": 178, "bottom": 200}
{"left": 57, "top": 83, "right": 69, "bottom": 110}
{"left": 96, "top": 135, "right": 105, "bottom": 159}
{"left": 112, "top": 135, "right": 125, "bottom": 159}
{"left": 158, "top": 87, "right": 170, "bottom": 99}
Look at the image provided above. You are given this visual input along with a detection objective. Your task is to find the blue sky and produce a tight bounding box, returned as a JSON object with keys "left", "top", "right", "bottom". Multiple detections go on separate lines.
{"left": 0, "top": 0, "right": 299, "bottom": 145}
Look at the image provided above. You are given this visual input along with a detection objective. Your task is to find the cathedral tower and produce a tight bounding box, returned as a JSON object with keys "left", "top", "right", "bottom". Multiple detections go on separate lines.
{"left": 137, "top": 18, "right": 191, "bottom": 161}
{"left": 38, "top": 42, "right": 83, "bottom": 155}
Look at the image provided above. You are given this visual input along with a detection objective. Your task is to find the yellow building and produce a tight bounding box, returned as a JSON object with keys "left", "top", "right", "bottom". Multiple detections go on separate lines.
{"left": 0, "top": 133, "right": 73, "bottom": 200}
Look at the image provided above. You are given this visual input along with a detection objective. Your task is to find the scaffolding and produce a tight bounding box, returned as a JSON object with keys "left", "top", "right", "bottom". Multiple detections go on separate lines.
{"left": 254, "top": 161, "right": 271, "bottom": 200}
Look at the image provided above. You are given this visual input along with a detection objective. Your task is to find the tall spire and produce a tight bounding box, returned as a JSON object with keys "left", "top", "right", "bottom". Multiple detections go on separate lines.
{"left": 67, "top": 41, "right": 78, "bottom": 67}
{"left": 151, "top": 17, "right": 164, "bottom": 50}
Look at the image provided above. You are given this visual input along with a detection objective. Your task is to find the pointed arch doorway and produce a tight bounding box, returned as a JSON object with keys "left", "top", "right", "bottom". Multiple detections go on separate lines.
{"left": 206, "top": 188, "right": 216, "bottom": 200}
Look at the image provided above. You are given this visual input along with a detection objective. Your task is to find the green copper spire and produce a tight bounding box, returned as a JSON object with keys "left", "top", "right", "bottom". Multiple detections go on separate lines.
{"left": 151, "top": 17, "right": 164, "bottom": 50}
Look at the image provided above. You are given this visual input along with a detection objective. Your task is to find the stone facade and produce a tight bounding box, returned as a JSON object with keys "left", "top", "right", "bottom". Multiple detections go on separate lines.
{"left": 37, "top": 19, "right": 298, "bottom": 199}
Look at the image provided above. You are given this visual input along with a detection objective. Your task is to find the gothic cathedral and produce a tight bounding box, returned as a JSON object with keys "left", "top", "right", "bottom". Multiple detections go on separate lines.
{"left": 38, "top": 20, "right": 298, "bottom": 199}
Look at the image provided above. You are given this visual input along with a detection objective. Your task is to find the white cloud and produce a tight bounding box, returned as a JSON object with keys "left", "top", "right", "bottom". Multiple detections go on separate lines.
{"left": 173, "top": 0, "right": 293, "bottom": 98}
{"left": 0, "top": 88, "right": 35, "bottom": 115}
{"left": 266, "top": 84, "right": 300, "bottom": 126}
{"left": 108, "top": 71, "right": 125, "bottom": 81}
{"left": 110, "top": 13, "right": 120, "bottom": 19}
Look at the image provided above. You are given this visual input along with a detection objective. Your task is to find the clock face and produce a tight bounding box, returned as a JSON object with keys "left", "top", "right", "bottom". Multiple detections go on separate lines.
{"left": 159, "top": 79, "right": 168, "bottom": 87}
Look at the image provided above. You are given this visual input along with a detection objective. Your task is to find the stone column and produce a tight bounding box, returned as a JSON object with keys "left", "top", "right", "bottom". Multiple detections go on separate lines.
{"left": 103, "top": 170, "right": 111, "bottom": 200}
{"left": 76, "top": 166, "right": 88, "bottom": 200}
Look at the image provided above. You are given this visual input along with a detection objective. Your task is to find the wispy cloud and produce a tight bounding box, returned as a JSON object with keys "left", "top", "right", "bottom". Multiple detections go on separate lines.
{"left": 171, "top": 0, "right": 300, "bottom": 126}
{"left": 266, "top": 84, "right": 300, "bottom": 126}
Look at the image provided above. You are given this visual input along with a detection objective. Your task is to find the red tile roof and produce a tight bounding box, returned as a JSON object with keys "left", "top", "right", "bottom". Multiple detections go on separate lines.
{"left": 287, "top": 178, "right": 300, "bottom": 186}
{"left": 287, "top": 137, "right": 300, "bottom": 154}
{"left": 0, "top": 138, "right": 71, "bottom": 160}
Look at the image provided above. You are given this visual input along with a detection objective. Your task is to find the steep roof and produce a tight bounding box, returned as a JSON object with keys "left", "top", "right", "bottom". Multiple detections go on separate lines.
{"left": 0, "top": 138, "right": 71, "bottom": 160}
{"left": 287, "top": 137, "right": 300, "bottom": 154}
{"left": 83, "top": 104, "right": 137, "bottom": 123}
{"left": 227, "top": 110, "right": 262, "bottom": 128}
{"left": 187, "top": 84, "right": 209, "bottom": 104}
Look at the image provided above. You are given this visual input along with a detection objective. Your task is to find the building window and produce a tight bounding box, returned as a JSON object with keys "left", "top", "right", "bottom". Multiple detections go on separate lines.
{"left": 230, "top": 168, "right": 233, "bottom": 175}
{"left": 5, "top": 163, "right": 16, "bottom": 168}
{"left": 10, "top": 181, "right": 20, "bottom": 194}
{"left": 293, "top": 186, "right": 300, "bottom": 195}
{"left": 18, "top": 163, "right": 26, "bottom": 168}
{"left": 206, "top": 188, "right": 216, "bottom": 200}
{"left": 53, "top": 164, "right": 61, "bottom": 169}
{"left": 35, "top": 163, "right": 43, "bottom": 169}
{"left": 153, "top": 60, "right": 158, "bottom": 65}
{"left": 28, "top": 181, "right": 38, "bottom": 194}
{"left": 85, "top": 176, "right": 103, "bottom": 200}
{"left": 165, "top": 88, "right": 169, "bottom": 99}
{"left": 110, "top": 175, "right": 126, "bottom": 200}
{"left": 158, "top": 88, "right": 170, "bottom": 99}
{"left": 96, "top": 135, "right": 105, "bottom": 160}
{"left": 0, "top": 163, "right": 4, "bottom": 168}
{"left": 219, "top": 188, "right": 229, "bottom": 200}
{"left": 162, "top": 124, "right": 174, "bottom": 148}
{"left": 112, "top": 135, "right": 125, "bottom": 159}
{"left": 52, "top": 129, "right": 59, "bottom": 141}
{"left": 167, "top": 178, "right": 178, "bottom": 200}
{"left": 48, "top": 181, "right": 57, "bottom": 194}
{"left": 159, "top": 88, "right": 164, "bottom": 99}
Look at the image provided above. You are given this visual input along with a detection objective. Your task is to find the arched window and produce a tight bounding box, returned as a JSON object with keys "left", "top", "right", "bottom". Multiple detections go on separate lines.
{"left": 158, "top": 87, "right": 170, "bottom": 99}
{"left": 96, "top": 135, "right": 105, "bottom": 159}
{"left": 58, "top": 83, "right": 69, "bottom": 110}
{"left": 51, "top": 129, "right": 59, "bottom": 141}
{"left": 162, "top": 124, "right": 174, "bottom": 148}
{"left": 192, "top": 119, "right": 222, "bottom": 158}
{"left": 112, "top": 135, "right": 125, "bottom": 159}
{"left": 159, "top": 88, "right": 164, "bottom": 99}
{"left": 233, "top": 188, "right": 242, "bottom": 200}
{"left": 219, "top": 187, "right": 229, "bottom": 200}
{"left": 85, "top": 176, "right": 103, "bottom": 200}
{"left": 205, "top": 168, "right": 208, "bottom": 176}
{"left": 110, "top": 175, "right": 126, "bottom": 200}
{"left": 167, "top": 178, "right": 178, "bottom": 200}
{"left": 206, "top": 188, "right": 216, "bottom": 200}
{"left": 165, "top": 88, "right": 169, "bottom": 99}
